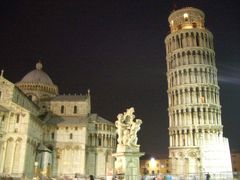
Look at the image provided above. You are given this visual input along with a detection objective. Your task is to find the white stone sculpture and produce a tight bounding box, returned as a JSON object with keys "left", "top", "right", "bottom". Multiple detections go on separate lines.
{"left": 113, "top": 108, "right": 144, "bottom": 180}
{"left": 115, "top": 107, "right": 142, "bottom": 147}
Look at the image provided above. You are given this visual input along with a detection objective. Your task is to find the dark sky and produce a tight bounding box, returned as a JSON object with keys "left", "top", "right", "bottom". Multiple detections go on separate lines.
{"left": 1, "top": 0, "right": 240, "bottom": 155}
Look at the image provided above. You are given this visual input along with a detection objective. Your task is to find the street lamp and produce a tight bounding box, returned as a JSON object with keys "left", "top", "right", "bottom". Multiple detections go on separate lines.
{"left": 33, "top": 161, "right": 39, "bottom": 180}
{"left": 150, "top": 157, "right": 156, "bottom": 169}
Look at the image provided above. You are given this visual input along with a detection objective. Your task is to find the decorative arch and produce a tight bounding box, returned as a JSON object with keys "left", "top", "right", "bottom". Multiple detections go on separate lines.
{"left": 3, "top": 138, "right": 14, "bottom": 173}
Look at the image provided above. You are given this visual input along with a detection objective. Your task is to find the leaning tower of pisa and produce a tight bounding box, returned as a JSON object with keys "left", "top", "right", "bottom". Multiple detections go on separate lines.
{"left": 165, "top": 7, "right": 232, "bottom": 178}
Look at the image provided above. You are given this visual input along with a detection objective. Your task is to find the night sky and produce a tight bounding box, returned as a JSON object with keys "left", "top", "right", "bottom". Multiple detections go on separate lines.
{"left": 1, "top": 0, "right": 240, "bottom": 155}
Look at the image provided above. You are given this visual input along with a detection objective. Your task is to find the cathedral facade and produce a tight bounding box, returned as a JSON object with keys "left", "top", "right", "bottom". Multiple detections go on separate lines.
{"left": 0, "top": 62, "right": 116, "bottom": 179}
{"left": 165, "top": 7, "right": 232, "bottom": 178}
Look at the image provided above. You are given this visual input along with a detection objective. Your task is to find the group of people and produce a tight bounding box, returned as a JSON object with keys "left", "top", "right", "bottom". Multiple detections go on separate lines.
{"left": 88, "top": 173, "right": 210, "bottom": 180}
{"left": 206, "top": 172, "right": 211, "bottom": 180}
{"left": 89, "top": 175, "right": 94, "bottom": 180}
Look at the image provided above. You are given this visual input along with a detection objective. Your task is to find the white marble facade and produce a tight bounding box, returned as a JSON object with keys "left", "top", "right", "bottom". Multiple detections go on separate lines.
{"left": 165, "top": 7, "right": 232, "bottom": 178}
{"left": 0, "top": 63, "right": 116, "bottom": 179}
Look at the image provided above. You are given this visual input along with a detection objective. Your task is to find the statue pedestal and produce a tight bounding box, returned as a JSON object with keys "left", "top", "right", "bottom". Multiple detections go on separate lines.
{"left": 113, "top": 145, "right": 144, "bottom": 180}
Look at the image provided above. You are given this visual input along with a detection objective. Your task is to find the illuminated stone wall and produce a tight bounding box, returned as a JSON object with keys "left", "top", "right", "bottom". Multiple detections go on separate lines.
{"left": 231, "top": 151, "right": 240, "bottom": 172}
{"left": 140, "top": 157, "right": 169, "bottom": 175}
{"left": 0, "top": 74, "right": 43, "bottom": 178}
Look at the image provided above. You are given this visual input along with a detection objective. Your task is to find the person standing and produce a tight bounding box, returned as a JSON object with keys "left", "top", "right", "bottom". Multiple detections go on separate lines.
{"left": 89, "top": 175, "right": 94, "bottom": 180}
{"left": 206, "top": 173, "right": 210, "bottom": 180}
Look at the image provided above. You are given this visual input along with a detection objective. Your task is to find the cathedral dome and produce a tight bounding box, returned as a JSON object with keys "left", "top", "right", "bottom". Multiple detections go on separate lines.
{"left": 16, "top": 62, "right": 59, "bottom": 101}
{"left": 20, "top": 62, "right": 54, "bottom": 85}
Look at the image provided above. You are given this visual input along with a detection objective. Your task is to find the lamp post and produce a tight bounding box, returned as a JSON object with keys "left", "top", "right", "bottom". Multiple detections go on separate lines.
{"left": 33, "top": 161, "right": 39, "bottom": 180}
{"left": 150, "top": 158, "right": 156, "bottom": 169}
{"left": 149, "top": 157, "right": 156, "bottom": 176}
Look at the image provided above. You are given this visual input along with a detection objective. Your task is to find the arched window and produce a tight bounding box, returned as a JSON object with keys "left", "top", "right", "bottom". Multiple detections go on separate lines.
{"left": 74, "top": 106, "right": 77, "bottom": 114}
{"left": 98, "top": 137, "right": 101, "bottom": 146}
{"left": 70, "top": 133, "right": 73, "bottom": 139}
{"left": 183, "top": 13, "right": 189, "bottom": 21}
{"left": 61, "top": 105, "right": 64, "bottom": 114}
{"left": 16, "top": 114, "right": 20, "bottom": 123}
{"left": 51, "top": 132, "right": 55, "bottom": 140}
{"left": 193, "top": 22, "right": 197, "bottom": 28}
{"left": 1, "top": 115, "right": 5, "bottom": 122}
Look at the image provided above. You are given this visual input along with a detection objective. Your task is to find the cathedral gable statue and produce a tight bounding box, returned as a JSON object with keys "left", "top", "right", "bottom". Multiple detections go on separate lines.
{"left": 115, "top": 107, "right": 142, "bottom": 147}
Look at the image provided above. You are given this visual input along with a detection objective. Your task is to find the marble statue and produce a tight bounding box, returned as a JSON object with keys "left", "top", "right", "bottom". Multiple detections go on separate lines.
{"left": 113, "top": 107, "right": 144, "bottom": 180}
{"left": 115, "top": 107, "right": 142, "bottom": 147}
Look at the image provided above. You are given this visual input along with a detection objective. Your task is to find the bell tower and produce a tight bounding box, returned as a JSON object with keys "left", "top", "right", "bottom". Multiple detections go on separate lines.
{"left": 165, "top": 7, "right": 232, "bottom": 178}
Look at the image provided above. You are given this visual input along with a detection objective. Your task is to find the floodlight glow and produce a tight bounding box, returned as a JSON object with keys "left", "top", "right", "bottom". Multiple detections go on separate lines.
{"left": 150, "top": 157, "right": 156, "bottom": 168}
{"left": 183, "top": 13, "right": 189, "bottom": 19}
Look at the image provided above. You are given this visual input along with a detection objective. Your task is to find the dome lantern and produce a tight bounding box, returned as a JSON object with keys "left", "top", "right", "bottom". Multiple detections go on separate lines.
{"left": 36, "top": 61, "right": 43, "bottom": 70}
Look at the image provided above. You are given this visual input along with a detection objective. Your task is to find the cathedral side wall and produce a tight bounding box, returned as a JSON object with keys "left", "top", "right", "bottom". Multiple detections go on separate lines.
{"left": 0, "top": 78, "right": 44, "bottom": 178}
{"left": 50, "top": 100, "right": 90, "bottom": 116}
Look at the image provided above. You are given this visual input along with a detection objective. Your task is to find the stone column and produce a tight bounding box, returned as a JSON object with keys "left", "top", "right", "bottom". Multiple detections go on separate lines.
{"left": 179, "top": 131, "right": 183, "bottom": 147}
{"left": 9, "top": 142, "right": 17, "bottom": 173}
{"left": 52, "top": 149, "right": 58, "bottom": 177}
{"left": 175, "top": 133, "right": 179, "bottom": 147}
{"left": 184, "top": 130, "right": 188, "bottom": 146}
{"left": 170, "top": 133, "right": 173, "bottom": 147}
{"left": 190, "top": 129, "right": 193, "bottom": 146}
{"left": 0, "top": 141, "right": 7, "bottom": 173}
